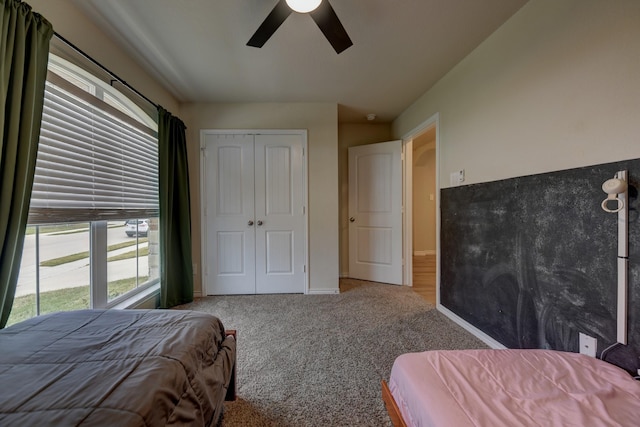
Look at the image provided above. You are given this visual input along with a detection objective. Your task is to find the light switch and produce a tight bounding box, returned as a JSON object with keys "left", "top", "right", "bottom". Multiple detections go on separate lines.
{"left": 450, "top": 170, "right": 465, "bottom": 186}
{"left": 450, "top": 172, "right": 458, "bottom": 186}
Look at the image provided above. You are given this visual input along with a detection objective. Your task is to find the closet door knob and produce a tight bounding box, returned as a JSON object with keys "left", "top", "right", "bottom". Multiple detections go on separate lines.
{"left": 248, "top": 220, "right": 254, "bottom": 226}
{"left": 349, "top": 217, "right": 356, "bottom": 222}
{"left": 257, "top": 220, "right": 263, "bottom": 226}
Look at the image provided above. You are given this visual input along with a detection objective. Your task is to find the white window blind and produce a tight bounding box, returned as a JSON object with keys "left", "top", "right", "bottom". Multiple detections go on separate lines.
{"left": 28, "top": 71, "right": 158, "bottom": 224}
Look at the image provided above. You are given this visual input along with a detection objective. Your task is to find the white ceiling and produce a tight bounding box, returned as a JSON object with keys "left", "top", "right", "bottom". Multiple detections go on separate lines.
{"left": 71, "top": 0, "right": 528, "bottom": 123}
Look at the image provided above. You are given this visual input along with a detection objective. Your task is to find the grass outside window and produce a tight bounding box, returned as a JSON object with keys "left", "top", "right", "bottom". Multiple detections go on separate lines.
{"left": 40, "top": 238, "right": 148, "bottom": 267}
{"left": 7, "top": 276, "right": 150, "bottom": 327}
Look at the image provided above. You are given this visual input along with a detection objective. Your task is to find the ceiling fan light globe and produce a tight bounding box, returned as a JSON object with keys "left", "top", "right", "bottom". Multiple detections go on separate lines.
{"left": 286, "top": 0, "right": 322, "bottom": 13}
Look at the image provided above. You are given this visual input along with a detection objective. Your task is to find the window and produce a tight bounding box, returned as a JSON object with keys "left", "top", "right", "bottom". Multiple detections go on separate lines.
{"left": 7, "top": 42, "right": 159, "bottom": 326}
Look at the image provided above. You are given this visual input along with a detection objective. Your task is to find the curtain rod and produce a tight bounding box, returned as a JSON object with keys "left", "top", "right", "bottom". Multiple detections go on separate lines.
{"left": 53, "top": 32, "right": 159, "bottom": 110}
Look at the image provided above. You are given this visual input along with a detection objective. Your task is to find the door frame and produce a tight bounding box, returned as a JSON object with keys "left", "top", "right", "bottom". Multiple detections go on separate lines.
{"left": 401, "top": 113, "right": 440, "bottom": 304}
{"left": 200, "top": 129, "right": 310, "bottom": 294}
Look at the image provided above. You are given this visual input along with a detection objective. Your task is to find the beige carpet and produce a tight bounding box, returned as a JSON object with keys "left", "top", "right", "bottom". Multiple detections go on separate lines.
{"left": 176, "top": 279, "right": 488, "bottom": 426}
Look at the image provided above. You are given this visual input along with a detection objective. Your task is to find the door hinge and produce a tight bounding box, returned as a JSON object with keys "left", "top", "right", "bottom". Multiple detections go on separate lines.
{"left": 302, "top": 206, "right": 306, "bottom": 215}
{"left": 303, "top": 265, "right": 306, "bottom": 273}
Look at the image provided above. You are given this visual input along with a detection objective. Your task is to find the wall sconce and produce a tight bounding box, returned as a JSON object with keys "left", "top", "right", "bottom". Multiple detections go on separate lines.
{"left": 601, "top": 176, "right": 627, "bottom": 213}
{"left": 601, "top": 171, "right": 629, "bottom": 345}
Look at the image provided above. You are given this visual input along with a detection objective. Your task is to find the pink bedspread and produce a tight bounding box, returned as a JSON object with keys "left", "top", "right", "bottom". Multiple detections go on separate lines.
{"left": 388, "top": 349, "right": 640, "bottom": 427}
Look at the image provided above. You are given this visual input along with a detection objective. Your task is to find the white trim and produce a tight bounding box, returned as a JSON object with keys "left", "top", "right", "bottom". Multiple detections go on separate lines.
{"left": 413, "top": 250, "right": 436, "bottom": 256}
{"left": 90, "top": 221, "right": 108, "bottom": 309}
{"left": 199, "top": 129, "right": 307, "bottom": 136}
{"left": 340, "top": 271, "right": 350, "bottom": 278}
{"left": 199, "top": 135, "right": 207, "bottom": 294}
{"left": 308, "top": 288, "right": 340, "bottom": 295}
{"left": 403, "top": 140, "right": 413, "bottom": 286}
{"left": 401, "top": 113, "right": 440, "bottom": 299}
{"left": 615, "top": 169, "right": 629, "bottom": 344}
{"left": 437, "top": 304, "right": 507, "bottom": 349}
{"left": 199, "top": 129, "right": 309, "bottom": 295}
{"left": 302, "top": 133, "right": 310, "bottom": 294}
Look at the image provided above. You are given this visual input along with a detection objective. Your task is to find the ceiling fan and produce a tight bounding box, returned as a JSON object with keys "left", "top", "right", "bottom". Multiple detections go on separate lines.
{"left": 247, "top": 0, "right": 353, "bottom": 54}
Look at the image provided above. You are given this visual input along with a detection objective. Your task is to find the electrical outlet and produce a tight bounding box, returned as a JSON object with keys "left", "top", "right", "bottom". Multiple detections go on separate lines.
{"left": 579, "top": 333, "right": 597, "bottom": 357}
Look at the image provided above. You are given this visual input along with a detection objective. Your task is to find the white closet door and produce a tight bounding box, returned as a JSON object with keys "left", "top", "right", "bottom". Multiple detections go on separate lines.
{"left": 203, "top": 131, "right": 307, "bottom": 295}
{"left": 204, "top": 133, "right": 256, "bottom": 295}
{"left": 254, "top": 134, "right": 305, "bottom": 293}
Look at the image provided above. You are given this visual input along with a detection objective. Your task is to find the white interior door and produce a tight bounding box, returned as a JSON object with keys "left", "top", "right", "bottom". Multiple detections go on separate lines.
{"left": 204, "top": 134, "right": 256, "bottom": 294}
{"left": 254, "top": 134, "right": 305, "bottom": 293}
{"left": 203, "top": 131, "right": 306, "bottom": 295}
{"left": 348, "top": 140, "right": 403, "bottom": 285}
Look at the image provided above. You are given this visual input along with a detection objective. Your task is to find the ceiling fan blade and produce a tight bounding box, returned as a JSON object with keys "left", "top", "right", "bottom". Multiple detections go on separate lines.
{"left": 309, "top": 1, "right": 353, "bottom": 54}
{"left": 247, "top": 0, "right": 292, "bottom": 48}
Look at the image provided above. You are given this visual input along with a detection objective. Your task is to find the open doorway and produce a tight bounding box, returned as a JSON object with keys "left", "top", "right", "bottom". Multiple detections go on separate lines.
{"left": 402, "top": 114, "right": 439, "bottom": 306}
{"left": 410, "top": 128, "right": 436, "bottom": 304}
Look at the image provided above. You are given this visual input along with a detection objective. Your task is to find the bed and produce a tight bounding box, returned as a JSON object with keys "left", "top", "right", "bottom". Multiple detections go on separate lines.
{"left": 382, "top": 349, "right": 640, "bottom": 427}
{"left": 0, "top": 309, "right": 236, "bottom": 426}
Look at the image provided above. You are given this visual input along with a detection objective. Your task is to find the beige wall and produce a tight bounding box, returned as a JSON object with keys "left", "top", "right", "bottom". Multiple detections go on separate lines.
{"left": 337, "top": 123, "right": 392, "bottom": 276}
{"left": 34, "top": 0, "right": 640, "bottom": 299}
{"left": 393, "top": 0, "right": 640, "bottom": 186}
{"left": 29, "top": 0, "right": 179, "bottom": 113}
{"left": 412, "top": 134, "right": 436, "bottom": 254}
{"left": 28, "top": 2, "right": 341, "bottom": 296}
{"left": 180, "top": 103, "right": 340, "bottom": 294}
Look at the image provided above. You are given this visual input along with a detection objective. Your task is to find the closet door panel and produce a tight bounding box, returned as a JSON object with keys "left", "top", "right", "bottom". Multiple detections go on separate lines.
{"left": 255, "top": 134, "right": 305, "bottom": 293}
{"left": 204, "top": 133, "right": 256, "bottom": 295}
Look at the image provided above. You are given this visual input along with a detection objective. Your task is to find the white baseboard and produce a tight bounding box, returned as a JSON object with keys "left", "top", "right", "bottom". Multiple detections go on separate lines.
{"left": 413, "top": 250, "right": 436, "bottom": 256}
{"left": 340, "top": 271, "right": 349, "bottom": 278}
{"left": 436, "top": 304, "right": 506, "bottom": 349}
{"left": 307, "top": 288, "right": 340, "bottom": 295}
{"left": 193, "top": 290, "right": 203, "bottom": 298}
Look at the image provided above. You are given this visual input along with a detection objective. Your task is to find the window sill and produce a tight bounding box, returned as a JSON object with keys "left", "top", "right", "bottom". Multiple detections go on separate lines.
{"left": 111, "top": 283, "right": 160, "bottom": 310}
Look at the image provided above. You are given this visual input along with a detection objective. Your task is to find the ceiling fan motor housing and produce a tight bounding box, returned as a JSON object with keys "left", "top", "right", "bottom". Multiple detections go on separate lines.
{"left": 247, "top": 0, "right": 353, "bottom": 54}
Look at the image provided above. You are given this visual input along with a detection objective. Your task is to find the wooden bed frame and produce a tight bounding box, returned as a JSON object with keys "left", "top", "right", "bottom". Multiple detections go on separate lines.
{"left": 381, "top": 380, "right": 407, "bottom": 427}
{"left": 225, "top": 329, "right": 237, "bottom": 401}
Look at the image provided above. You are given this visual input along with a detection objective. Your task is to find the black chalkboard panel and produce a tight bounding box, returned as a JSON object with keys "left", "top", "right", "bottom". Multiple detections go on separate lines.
{"left": 441, "top": 159, "right": 640, "bottom": 372}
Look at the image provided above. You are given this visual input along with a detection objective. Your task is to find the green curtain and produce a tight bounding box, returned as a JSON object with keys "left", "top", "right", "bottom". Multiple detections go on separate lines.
{"left": 158, "top": 107, "right": 193, "bottom": 308}
{"left": 0, "top": 1, "right": 53, "bottom": 328}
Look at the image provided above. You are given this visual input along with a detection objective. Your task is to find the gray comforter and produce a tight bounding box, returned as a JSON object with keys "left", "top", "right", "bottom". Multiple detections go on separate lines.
{"left": 0, "top": 309, "right": 236, "bottom": 426}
